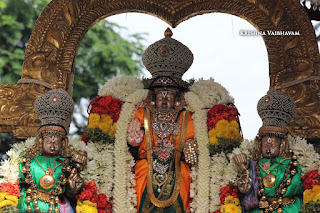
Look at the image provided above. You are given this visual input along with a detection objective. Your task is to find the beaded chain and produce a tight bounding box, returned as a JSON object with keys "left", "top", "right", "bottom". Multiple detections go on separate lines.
{"left": 256, "top": 149, "right": 298, "bottom": 213}
{"left": 21, "top": 156, "right": 71, "bottom": 213}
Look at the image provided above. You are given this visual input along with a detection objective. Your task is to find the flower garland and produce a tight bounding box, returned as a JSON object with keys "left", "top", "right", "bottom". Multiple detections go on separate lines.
{"left": 113, "top": 89, "right": 148, "bottom": 213}
{"left": 189, "top": 78, "right": 234, "bottom": 108}
{"left": 76, "top": 181, "right": 112, "bottom": 213}
{"left": 98, "top": 75, "right": 144, "bottom": 101}
{"left": 288, "top": 135, "right": 320, "bottom": 175}
{"left": 184, "top": 91, "right": 210, "bottom": 213}
{"left": 209, "top": 139, "right": 254, "bottom": 212}
{"left": 219, "top": 185, "right": 241, "bottom": 213}
{"left": 207, "top": 105, "right": 242, "bottom": 156}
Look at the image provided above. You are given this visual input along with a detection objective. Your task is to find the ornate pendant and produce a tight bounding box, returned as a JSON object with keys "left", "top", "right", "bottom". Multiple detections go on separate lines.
{"left": 263, "top": 173, "right": 276, "bottom": 188}
{"left": 152, "top": 116, "right": 176, "bottom": 138}
{"left": 39, "top": 174, "right": 55, "bottom": 190}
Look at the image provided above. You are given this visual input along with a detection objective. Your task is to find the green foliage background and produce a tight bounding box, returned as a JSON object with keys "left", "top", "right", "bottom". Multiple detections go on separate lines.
{"left": 0, "top": 0, "right": 146, "bottom": 157}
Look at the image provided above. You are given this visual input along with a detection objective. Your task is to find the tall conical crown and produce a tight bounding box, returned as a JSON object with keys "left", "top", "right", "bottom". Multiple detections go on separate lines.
{"left": 34, "top": 88, "right": 74, "bottom": 129}
{"left": 257, "top": 90, "right": 296, "bottom": 136}
{"left": 142, "top": 28, "right": 193, "bottom": 88}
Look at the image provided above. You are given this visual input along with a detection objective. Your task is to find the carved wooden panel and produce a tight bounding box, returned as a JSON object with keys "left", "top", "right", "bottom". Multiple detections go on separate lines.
{"left": 0, "top": 0, "right": 319, "bottom": 139}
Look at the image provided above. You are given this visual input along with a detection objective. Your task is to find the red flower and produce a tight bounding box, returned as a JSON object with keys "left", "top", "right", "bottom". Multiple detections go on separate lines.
{"left": 207, "top": 105, "right": 240, "bottom": 130}
{"left": 76, "top": 181, "right": 112, "bottom": 212}
{"left": 302, "top": 170, "right": 320, "bottom": 190}
{"left": 0, "top": 181, "right": 20, "bottom": 197}
{"left": 219, "top": 185, "right": 239, "bottom": 204}
{"left": 81, "top": 130, "right": 87, "bottom": 144}
{"left": 89, "top": 96, "right": 123, "bottom": 122}
{"left": 76, "top": 181, "right": 98, "bottom": 202}
{"left": 97, "top": 194, "right": 112, "bottom": 211}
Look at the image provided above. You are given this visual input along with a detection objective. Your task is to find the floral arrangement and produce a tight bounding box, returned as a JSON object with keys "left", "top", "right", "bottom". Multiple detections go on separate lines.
{"left": 300, "top": 169, "right": 320, "bottom": 212}
{"left": 76, "top": 181, "right": 112, "bottom": 213}
{"left": 217, "top": 185, "right": 241, "bottom": 213}
{"left": 0, "top": 181, "right": 20, "bottom": 212}
{"left": 82, "top": 95, "right": 123, "bottom": 144}
{"left": 207, "top": 104, "right": 242, "bottom": 155}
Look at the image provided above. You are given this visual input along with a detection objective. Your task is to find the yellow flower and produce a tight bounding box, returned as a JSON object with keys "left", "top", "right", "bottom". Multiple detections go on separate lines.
{"left": 313, "top": 192, "right": 320, "bottom": 203}
{"left": 221, "top": 203, "right": 241, "bottom": 213}
{"left": 109, "top": 123, "right": 117, "bottom": 136}
{"left": 209, "top": 136, "right": 218, "bottom": 145}
{"left": 303, "top": 189, "right": 314, "bottom": 204}
{"left": 100, "top": 114, "right": 113, "bottom": 124}
{"left": 0, "top": 192, "right": 6, "bottom": 201}
{"left": 215, "top": 120, "right": 230, "bottom": 131}
{"left": 229, "top": 120, "right": 239, "bottom": 129}
{"left": 313, "top": 185, "right": 320, "bottom": 194}
{"left": 87, "top": 122, "right": 99, "bottom": 129}
{"left": 76, "top": 200, "right": 98, "bottom": 213}
{"left": 99, "top": 122, "right": 112, "bottom": 132}
{"left": 4, "top": 195, "right": 18, "bottom": 205}
{"left": 216, "top": 130, "right": 228, "bottom": 138}
{"left": 224, "top": 196, "right": 240, "bottom": 206}
{"left": 0, "top": 199, "right": 15, "bottom": 209}
{"left": 227, "top": 127, "right": 238, "bottom": 139}
{"left": 208, "top": 128, "right": 217, "bottom": 137}
{"left": 88, "top": 113, "right": 100, "bottom": 129}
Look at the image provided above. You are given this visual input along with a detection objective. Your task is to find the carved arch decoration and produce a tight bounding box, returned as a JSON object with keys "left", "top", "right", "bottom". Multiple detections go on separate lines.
{"left": 0, "top": 0, "right": 319, "bottom": 139}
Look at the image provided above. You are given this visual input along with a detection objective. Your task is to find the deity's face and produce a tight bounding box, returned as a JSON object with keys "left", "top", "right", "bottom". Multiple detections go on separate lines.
{"left": 155, "top": 88, "right": 177, "bottom": 110}
{"left": 42, "top": 132, "right": 63, "bottom": 157}
{"left": 261, "top": 136, "right": 281, "bottom": 158}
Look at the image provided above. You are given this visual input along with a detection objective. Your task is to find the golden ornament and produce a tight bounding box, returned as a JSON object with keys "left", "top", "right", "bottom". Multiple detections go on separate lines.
{"left": 263, "top": 173, "right": 276, "bottom": 188}
{"left": 39, "top": 174, "right": 55, "bottom": 190}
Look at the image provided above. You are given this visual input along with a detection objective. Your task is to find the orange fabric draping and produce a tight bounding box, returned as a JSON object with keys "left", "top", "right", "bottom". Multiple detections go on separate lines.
{"left": 133, "top": 107, "right": 194, "bottom": 211}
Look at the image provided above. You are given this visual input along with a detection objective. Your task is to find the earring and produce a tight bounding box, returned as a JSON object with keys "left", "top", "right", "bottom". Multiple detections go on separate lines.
{"left": 151, "top": 93, "right": 155, "bottom": 105}
{"left": 175, "top": 94, "right": 181, "bottom": 107}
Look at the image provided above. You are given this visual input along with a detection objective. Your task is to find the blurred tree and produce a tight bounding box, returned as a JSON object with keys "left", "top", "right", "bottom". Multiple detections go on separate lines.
{"left": 0, "top": 0, "right": 145, "bottom": 156}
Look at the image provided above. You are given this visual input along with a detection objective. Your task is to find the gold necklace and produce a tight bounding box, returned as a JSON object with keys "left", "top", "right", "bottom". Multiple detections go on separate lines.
{"left": 34, "top": 157, "right": 62, "bottom": 190}
{"left": 259, "top": 158, "right": 288, "bottom": 188}
{"left": 145, "top": 107, "right": 188, "bottom": 208}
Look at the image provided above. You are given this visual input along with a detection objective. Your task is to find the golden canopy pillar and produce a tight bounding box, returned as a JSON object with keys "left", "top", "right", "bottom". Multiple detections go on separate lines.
{"left": 0, "top": 0, "right": 319, "bottom": 141}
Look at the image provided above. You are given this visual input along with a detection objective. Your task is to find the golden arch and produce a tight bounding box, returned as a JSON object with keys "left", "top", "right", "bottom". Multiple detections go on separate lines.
{"left": 0, "top": 0, "right": 319, "bottom": 139}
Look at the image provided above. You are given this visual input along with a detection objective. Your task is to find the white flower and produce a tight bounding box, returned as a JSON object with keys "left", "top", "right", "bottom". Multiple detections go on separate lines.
{"left": 98, "top": 76, "right": 144, "bottom": 101}
{"left": 189, "top": 78, "right": 234, "bottom": 108}
{"left": 288, "top": 135, "right": 320, "bottom": 175}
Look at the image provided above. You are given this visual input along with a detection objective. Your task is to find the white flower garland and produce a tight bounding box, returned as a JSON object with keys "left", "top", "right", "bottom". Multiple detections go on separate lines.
{"left": 185, "top": 91, "right": 210, "bottom": 213}
{"left": 69, "top": 138, "right": 115, "bottom": 198}
{"left": 189, "top": 78, "right": 234, "bottom": 108}
{"left": 98, "top": 75, "right": 144, "bottom": 101}
{"left": 113, "top": 89, "right": 148, "bottom": 213}
{"left": 0, "top": 137, "right": 34, "bottom": 184}
{"left": 209, "top": 139, "right": 254, "bottom": 212}
{"left": 288, "top": 135, "right": 320, "bottom": 175}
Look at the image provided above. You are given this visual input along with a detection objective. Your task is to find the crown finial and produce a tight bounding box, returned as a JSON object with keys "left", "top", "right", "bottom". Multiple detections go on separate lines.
{"left": 164, "top": 28, "right": 173, "bottom": 38}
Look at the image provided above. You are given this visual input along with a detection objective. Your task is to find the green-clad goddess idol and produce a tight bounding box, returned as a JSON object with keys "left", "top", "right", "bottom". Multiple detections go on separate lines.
{"left": 233, "top": 90, "right": 303, "bottom": 213}
{"left": 18, "top": 88, "right": 87, "bottom": 213}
